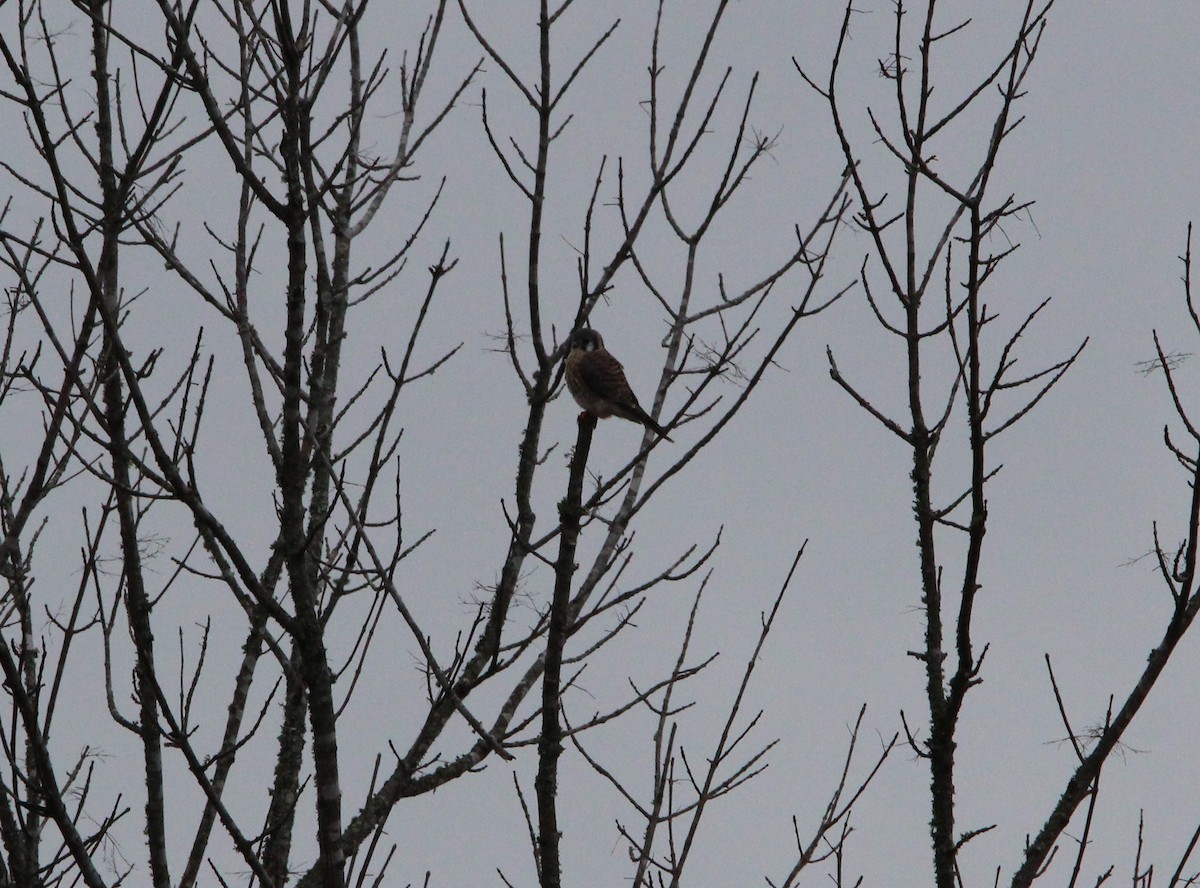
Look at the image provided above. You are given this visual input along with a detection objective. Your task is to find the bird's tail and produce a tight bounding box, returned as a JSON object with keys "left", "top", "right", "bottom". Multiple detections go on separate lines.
{"left": 637, "top": 408, "right": 673, "bottom": 442}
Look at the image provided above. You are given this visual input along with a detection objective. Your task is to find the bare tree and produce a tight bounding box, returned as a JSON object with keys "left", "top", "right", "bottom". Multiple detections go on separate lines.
{"left": 5, "top": 1, "right": 1194, "bottom": 887}
{"left": 801, "top": 2, "right": 1200, "bottom": 886}
{"left": 0, "top": 1, "right": 874, "bottom": 886}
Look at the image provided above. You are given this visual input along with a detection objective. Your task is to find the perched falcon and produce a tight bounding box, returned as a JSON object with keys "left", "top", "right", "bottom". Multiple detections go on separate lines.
{"left": 565, "top": 329, "right": 672, "bottom": 441}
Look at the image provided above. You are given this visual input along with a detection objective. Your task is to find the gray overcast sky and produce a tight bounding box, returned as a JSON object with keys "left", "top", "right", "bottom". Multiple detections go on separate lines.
{"left": 5, "top": 1, "right": 1200, "bottom": 886}
{"left": 322, "top": 3, "right": 1200, "bottom": 883}
{"left": 395, "top": 3, "right": 1200, "bottom": 884}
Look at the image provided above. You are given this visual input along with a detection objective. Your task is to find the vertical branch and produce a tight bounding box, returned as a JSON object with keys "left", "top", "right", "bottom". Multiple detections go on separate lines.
{"left": 87, "top": 2, "right": 171, "bottom": 884}
{"left": 535, "top": 414, "right": 594, "bottom": 888}
{"left": 272, "top": 4, "right": 344, "bottom": 887}
{"left": 527, "top": 0, "right": 552, "bottom": 366}
{"left": 948, "top": 202, "right": 987, "bottom": 713}
{"left": 905, "top": 10, "right": 954, "bottom": 882}
{"left": 476, "top": 0, "right": 557, "bottom": 665}
{"left": 811, "top": 3, "right": 1060, "bottom": 886}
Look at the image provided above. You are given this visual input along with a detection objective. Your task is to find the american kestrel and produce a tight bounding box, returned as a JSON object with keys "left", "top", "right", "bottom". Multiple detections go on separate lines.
{"left": 565, "top": 329, "right": 672, "bottom": 441}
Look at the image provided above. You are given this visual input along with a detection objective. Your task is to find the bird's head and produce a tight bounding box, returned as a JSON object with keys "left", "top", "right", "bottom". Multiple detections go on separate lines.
{"left": 570, "top": 328, "right": 604, "bottom": 353}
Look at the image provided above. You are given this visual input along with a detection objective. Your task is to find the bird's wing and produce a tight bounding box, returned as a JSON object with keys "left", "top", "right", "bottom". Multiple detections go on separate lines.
{"left": 579, "top": 351, "right": 639, "bottom": 405}
{"left": 581, "top": 350, "right": 673, "bottom": 441}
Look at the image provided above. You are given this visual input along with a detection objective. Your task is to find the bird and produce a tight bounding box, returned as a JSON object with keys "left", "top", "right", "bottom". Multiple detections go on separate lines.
{"left": 564, "top": 328, "right": 672, "bottom": 441}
